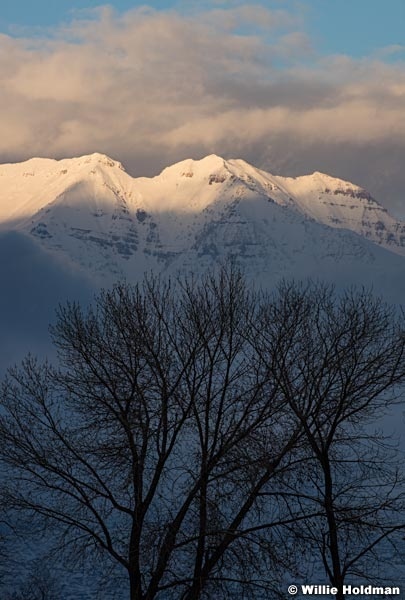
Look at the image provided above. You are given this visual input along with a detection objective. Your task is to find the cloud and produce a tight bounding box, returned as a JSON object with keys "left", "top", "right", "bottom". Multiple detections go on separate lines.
{"left": 0, "top": 231, "right": 94, "bottom": 374}
{"left": 1, "top": 5, "right": 405, "bottom": 215}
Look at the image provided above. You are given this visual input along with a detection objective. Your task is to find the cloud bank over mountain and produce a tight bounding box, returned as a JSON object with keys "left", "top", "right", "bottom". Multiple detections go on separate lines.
{"left": 1, "top": 4, "right": 405, "bottom": 215}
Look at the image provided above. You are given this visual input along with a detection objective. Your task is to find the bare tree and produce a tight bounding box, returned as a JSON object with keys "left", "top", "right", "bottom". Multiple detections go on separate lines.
{"left": 3, "top": 561, "right": 62, "bottom": 600}
{"left": 0, "top": 269, "right": 306, "bottom": 600}
{"left": 2, "top": 271, "right": 404, "bottom": 599}
{"left": 254, "top": 281, "right": 405, "bottom": 599}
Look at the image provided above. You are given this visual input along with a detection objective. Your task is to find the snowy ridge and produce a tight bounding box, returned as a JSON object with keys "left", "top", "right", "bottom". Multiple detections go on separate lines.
{"left": 272, "top": 171, "right": 405, "bottom": 252}
{"left": 0, "top": 152, "right": 404, "bottom": 293}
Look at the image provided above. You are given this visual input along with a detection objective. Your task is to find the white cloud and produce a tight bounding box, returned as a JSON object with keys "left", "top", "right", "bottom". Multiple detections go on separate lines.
{"left": 1, "top": 5, "right": 405, "bottom": 214}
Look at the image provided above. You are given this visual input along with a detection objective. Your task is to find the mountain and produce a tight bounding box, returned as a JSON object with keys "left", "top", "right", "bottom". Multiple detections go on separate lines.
{"left": 1, "top": 152, "right": 405, "bottom": 298}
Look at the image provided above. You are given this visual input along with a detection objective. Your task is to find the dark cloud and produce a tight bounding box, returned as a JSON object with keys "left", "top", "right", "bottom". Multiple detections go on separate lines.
{"left": 0, "top": 231, "right": 94, "bottom": 374}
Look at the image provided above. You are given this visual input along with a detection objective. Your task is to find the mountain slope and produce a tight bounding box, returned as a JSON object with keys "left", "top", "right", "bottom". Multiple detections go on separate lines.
{"left": 0, "top": 152, "right": 404, "bottom": 300}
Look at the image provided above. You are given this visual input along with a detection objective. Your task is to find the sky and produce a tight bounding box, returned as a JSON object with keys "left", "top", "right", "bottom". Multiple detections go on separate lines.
{"left": 0, "top": 0, "right": 404, "bottom": 214}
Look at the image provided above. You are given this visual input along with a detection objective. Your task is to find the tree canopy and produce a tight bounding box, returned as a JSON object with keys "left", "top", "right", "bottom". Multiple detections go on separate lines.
{"left": 1, "top": 269, "right": 405, "bottom": 599}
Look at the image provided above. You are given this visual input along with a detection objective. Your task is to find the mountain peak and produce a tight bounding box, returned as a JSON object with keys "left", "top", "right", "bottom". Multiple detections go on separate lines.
{"left": 159, "top": 154, "right": 227, "bottom": 176}
{"left": 309, "top": 170, "right": 359, "bottom": 188}
{"left": 199, "top": 153, "right": 226, "bottom": 166}
{"left": 70, "top": 152, "right": 125, "bottom": 171}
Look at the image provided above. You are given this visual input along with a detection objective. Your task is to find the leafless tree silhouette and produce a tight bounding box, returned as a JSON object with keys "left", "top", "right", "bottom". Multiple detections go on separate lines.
{"left": 254, "top": 281, "right": 405, "bottom": 599}
{"left": 1, "top": 272, "right": 405, "bottom": 600}
{"left": 0, "top": 269, "right": 304, "bottom": 599}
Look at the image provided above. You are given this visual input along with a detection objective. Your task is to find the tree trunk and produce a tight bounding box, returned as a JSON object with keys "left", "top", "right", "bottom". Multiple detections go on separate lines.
{"left": 322, "top": 456, "right": 345, "bottom": 600}
{"left": 129, "top": 569, "right": 143, "bottom": 600}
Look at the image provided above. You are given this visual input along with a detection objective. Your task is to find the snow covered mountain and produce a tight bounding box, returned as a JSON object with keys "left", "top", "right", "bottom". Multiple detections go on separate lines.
{"left": 0, "top": 152, "right": 404, "bottom": 298}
